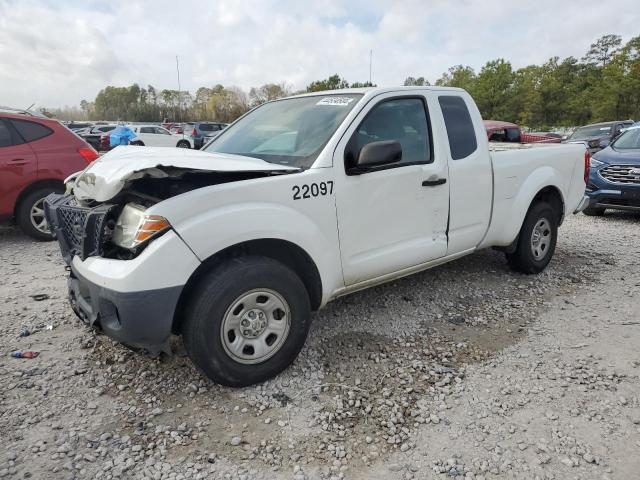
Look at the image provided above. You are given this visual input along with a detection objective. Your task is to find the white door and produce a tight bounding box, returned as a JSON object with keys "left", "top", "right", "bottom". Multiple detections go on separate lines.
{"left": 334, "top": 95, "right": 450, "bottom": 286}
{"left": 137, "top": 126, "right": 175, "bottom": 147}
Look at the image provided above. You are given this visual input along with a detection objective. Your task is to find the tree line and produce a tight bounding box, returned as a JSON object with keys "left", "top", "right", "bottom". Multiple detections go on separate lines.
{"left": 46, "top": 34, "right": 639, "bottom": 129}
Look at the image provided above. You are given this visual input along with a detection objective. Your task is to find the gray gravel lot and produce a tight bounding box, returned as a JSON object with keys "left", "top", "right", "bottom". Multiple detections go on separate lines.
{"left": 1, "top": 211, "right": 639, "bottom": 479}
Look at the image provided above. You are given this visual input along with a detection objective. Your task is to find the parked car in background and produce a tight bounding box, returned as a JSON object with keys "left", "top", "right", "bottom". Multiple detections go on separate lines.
{"left": 79, "top": 124, "right": 117, "bottom": 151}
{"left": 169, "top": 124, "right": 185, "bottom": 134}
{"left": 583, "top": 125, "right": 640, "bottom": 216}
{"left": 127, "top": 125, "right": 193, "bottom": 148}
{"left": 564, "top": 120, "right": 635, "bottom": 153}
{"left": 186, "top": 122, "right": 228, "bottom": 149}
{"left": 66, "top": 122, "right": 93, "bottom": 132}
{"left": 484, "top": 120, "right": 561, "bottom": 144}
{"left": 0, "top": 107, "right": 98, "bottom": 239}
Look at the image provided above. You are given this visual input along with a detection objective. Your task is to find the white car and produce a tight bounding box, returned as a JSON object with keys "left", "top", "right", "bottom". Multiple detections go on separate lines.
{"left": 128, "top": 124, "right": 193, "bottom": 149}
{"left": 45, "top": 87, "right": 589, "bottom": 387}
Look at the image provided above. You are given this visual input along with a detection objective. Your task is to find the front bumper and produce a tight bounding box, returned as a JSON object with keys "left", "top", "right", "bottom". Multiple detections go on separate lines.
{"left": 69, "top": 265, "right": 182, "bottom": 352}
{"left": 586, "top": 184, "right": 640, "bottom": 212}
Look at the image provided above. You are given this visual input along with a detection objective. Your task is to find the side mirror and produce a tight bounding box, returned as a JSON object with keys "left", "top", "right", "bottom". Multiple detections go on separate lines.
{"left": 356, "top": 140, "right": 402, "bottom": 169}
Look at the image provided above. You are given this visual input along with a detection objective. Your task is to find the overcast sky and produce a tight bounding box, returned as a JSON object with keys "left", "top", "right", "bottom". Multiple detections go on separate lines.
{"left": 0, "top": 0, "right": 638, "bottom": 108}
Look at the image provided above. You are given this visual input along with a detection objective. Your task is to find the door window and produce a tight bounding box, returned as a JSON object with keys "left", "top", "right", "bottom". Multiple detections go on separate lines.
{"left": 346, "top": 98, "right": 431, "bottom": 169}
{"left": 505, "top": 128, "right": 521, "bottom": 142}
{"left": 10, "top": 119, "right": 53, "bottom": 143}
{"left": 438, "top": 96, "right": 478, "bottom": 160}
{"left": 0, "top": 121, "right": 13, "bottom": 147}
{"left": 140, "top": 127, "right": 155, "bottom": 134}
{"left": 154, "top": 127, "right": 170, "bottom": 135}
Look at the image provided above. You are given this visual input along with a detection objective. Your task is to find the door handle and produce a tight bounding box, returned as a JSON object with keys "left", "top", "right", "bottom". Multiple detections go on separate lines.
{"left": 9, "top": 158, "right": 28, "bottom": 165}
{"left": 422, "top": 178, "right": 447, "bottom": 187}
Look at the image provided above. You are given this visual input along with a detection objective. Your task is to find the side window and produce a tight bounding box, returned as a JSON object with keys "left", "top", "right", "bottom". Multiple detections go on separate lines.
{"left": 346, "top": 98, "right": 431, "bottom": 169}
{"left": 505, "top": 128, "right": 521, "bottom": 142}
{"left": 10, "top": 119, "right": 53, "bottom": 143}
{"left": 155, "top": 127, "right": 170, "bottom": 135}
{"left": 488, "top": 129, "right": 506, "bottom": 142}
{"left": 140, "top": 127, "right": 154, "bottom": 134}
{"left": 0, "top": 121, "right": 13, "bottom": 147}
{"left": 438, "top": 96, "right": 478, "bottom": 160}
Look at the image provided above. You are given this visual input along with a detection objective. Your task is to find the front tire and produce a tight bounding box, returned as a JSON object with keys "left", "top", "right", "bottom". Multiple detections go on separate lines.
{"left": 16, "top": 186, "right": 63, "bottom": 241}
{"left": 177, "top": 140, "right": 191, "bottom": 148}
{"left": 182, "top": 256, "right": 311, "bottom": 387}
{"left": 506, "top": 201, "right": 558, "bottom": 274}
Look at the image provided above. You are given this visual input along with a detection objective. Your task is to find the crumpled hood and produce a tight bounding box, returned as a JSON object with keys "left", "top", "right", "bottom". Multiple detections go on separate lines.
{"left": 72, "top": 146, "right": 299, "bottom": 202}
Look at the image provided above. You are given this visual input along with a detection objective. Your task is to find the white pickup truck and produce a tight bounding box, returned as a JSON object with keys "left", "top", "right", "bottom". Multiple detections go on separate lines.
{"left": 44, "top": 87, "right": 589, "bottom": 387}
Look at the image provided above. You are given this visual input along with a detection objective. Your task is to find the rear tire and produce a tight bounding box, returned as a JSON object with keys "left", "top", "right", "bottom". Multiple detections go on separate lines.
{"left": 177, "top": 140, "right": 191, "bottom": 148}
{"left": 506, "top": 201, "right": 558, "bottom": 274}
{"left": 583, "top": 206, "right": 605, "bottom": 216}
{"left": 182, "top": 256, "right": 311, "bottom": 387}
{"left": 16, "top": 186, "right": 63, "bottom": 241}
{"left": 130, "top": 140, "right": 144, "bottom": 146}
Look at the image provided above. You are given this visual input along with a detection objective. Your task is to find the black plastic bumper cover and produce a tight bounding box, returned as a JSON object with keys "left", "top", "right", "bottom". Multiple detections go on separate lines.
{"left": 68, "top": 265, "right": 182, "bottom": 353}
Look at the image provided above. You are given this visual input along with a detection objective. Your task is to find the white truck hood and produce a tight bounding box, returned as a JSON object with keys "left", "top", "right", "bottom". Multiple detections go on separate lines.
{"left": 72, "top": 146, "right": 299, "bottom": 202}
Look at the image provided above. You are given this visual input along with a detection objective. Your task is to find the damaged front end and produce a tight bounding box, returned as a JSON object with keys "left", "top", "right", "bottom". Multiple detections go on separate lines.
{"left": 46, "top": 164, "right": 297, "bottom": 263}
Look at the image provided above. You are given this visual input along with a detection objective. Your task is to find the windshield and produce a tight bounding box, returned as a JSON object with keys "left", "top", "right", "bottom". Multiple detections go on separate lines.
{"left": 612, "top": 128, "right": 640, "bottom": 149}
{"left": 204, "top": 94, "right": 363, "bottom": 168}
{"left": 568, "top": 125, "right": 612, "bottom": 140}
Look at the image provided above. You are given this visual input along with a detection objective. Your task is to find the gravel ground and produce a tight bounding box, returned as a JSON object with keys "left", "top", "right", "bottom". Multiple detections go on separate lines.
{"left": 1, "top": 211, "right": 639, "bottom": 479}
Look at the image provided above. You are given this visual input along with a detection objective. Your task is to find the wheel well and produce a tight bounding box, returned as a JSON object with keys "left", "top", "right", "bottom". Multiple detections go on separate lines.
{"left": 172, "top": 239, "right": 323, "bottom": 334}
{"left": 14, "top": 179, "right": 65, "bottom": 218}
{"left": 532, "top": 186, "right": 565, "bottom": 225}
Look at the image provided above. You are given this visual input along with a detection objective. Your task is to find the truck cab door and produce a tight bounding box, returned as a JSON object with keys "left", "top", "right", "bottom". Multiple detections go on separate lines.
{"left": 333, "top": 94, "right": 449, "bottom": 286}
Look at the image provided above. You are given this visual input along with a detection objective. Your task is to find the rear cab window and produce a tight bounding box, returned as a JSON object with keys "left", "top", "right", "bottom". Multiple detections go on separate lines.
{"left": 438, "top": 96, "right": 477, "bottom": 160}
{"left": 10, "top": 119, "right": 53, "bottom": 143}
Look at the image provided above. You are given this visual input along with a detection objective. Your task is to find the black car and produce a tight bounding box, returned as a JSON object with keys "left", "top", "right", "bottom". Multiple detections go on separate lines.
{"left": 79, "top": 125, "right": 117, "bottom": 150}
{"left": 186, "top": 122, "right": 228, "bottom": 149}
{"left": 564, "top": 120, "right": 635, "bottom": 154}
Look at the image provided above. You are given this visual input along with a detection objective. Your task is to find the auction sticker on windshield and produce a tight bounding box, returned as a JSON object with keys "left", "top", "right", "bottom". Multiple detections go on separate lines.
{"left": 317, "top": 97, "right": 356, "bottom": 106}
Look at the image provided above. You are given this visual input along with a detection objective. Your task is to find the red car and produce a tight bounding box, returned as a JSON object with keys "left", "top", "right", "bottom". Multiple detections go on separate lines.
{"left": 0, "top": 108, "right": 98, "bottom": 240}
{"left": 484, "top": 120, "right": 561, "bottom": 144}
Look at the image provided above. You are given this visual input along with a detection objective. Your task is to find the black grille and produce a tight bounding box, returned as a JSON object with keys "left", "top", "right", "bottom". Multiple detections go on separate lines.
{"left": 600, "top": 164, "right": 640, "bottom": 185}
{"left": 44, "top": 194, "right": 117, "bottom": 264}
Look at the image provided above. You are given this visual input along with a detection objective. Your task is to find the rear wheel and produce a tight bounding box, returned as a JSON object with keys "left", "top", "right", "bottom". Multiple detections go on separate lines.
{"left": 130, "top": 140, "right": 144, "bottom": 146}
{"left": 177, "top": 140, "right": 190, "bottom": 148}
{"left": 506, "top": 201, "right": 558, "bottom": 274}
{"left": 16, "top": 186, "right": 63, "bottom": 241}
{"left": 583, "top": 206, "right": 605, "bottom": 216}
{"left": 182, "top": 256, "right": 311, "bottom": 387}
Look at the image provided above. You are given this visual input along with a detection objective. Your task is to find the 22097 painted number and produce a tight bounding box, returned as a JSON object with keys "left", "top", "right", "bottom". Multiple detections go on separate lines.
{"left": 292, "top": 181, "right": 334, "bottom": 200}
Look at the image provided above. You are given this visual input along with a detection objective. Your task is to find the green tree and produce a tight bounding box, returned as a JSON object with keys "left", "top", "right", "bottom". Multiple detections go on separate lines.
{"left": 306, "top": 74, "right": 349, "bottom": 92}
{"left": 583, "top": 34, "right": 623, "bottom": 67}
{"left": 403, "top": 76, "right": 429, "bottom": 86}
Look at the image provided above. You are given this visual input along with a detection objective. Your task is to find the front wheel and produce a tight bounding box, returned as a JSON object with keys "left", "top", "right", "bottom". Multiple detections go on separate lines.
{"left": 182, "top": 256, "right": 311, "bottom": 387}
{"left": 506, "top": 201, "right": 558, "bottom": 274}
{"left": 16, "top": 186, "right": 63, "bottom": 240}
{"left": 177, "top": 140, "right": 191, "bottom": 148}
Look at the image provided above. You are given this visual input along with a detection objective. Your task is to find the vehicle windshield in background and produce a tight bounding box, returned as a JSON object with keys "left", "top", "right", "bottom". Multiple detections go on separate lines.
{"left": 568, "top": 125, "right": 612, "bottom": 140}
{"left": 203, "top": 94, "right": 363, "bottom": 168}
{"left": 612, "top": 128, "right": 640, "bottom": 149}
{"left": 199, "top": 124, "right": 218, "bottom": 132}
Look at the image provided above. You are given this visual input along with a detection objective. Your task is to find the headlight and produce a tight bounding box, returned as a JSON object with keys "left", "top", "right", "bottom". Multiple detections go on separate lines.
{"left": 589, "top": 158, "right": 604, "bottom": 168}
{"left": 112, "top": 203, "right": 171, "bottom": 249}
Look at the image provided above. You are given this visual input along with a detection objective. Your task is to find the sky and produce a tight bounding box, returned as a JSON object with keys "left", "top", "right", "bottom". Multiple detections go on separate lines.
{"left": 0, "top": 0, "right": 638, "bottom": 109}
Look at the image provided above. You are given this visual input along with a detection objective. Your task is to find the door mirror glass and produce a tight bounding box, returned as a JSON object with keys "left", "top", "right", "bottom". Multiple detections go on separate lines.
{"left": 356, "top": 140, "right": 402, "bottom": 168}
